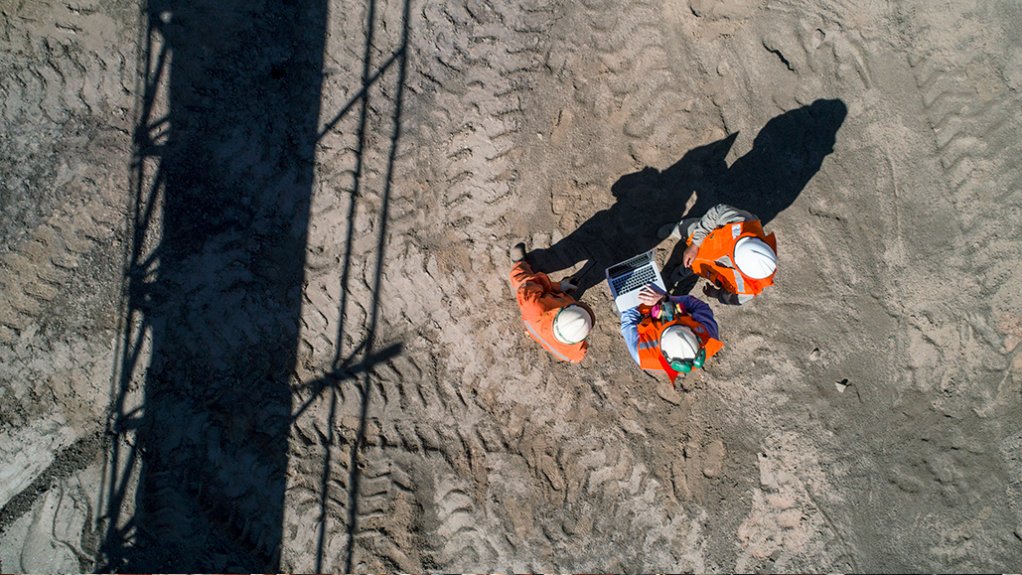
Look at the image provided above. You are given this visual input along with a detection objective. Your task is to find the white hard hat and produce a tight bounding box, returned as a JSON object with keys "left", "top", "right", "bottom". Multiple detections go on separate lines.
{"left": 553, "top": 305, "right": 593, "bottom": 344}
{"left": 660, "top": 325, "right": 698, "bottom": 361}
{"left": 734, "top": 236, "right": 777, "bottom": 279}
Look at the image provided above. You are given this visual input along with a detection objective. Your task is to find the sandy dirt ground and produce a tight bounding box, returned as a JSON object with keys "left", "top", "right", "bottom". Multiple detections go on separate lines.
{"left": 1, "top": 0, "right": 1021, "bottom": 571}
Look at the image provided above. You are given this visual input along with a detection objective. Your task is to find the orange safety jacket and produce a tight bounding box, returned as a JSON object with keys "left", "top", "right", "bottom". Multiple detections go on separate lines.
{"left": 510, "top": 261, "right": 592, "bottom": 363}
{"left": 689, "top": 219, "right": 777, "bottom": 297}
{"left": 636, "top": 308, "right": 723, "bottom": 382}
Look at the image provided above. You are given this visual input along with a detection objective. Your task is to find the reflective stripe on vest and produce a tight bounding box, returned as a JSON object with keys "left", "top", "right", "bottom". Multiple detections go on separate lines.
{"left": 524, "top": 320, "right": 572, "bottom": 362}
{"left": 731, "top": 268, "right": 745, "bottom": 293}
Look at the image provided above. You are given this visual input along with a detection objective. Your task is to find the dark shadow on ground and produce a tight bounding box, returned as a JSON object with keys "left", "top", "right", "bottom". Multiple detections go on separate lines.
{"left": 529, "top": 99, "right": 847, "bottom": 297}
{"left": 100, "top": 1, "right": 327, "bottom": 571}
{"left": 528, "top": 137, "right": 733, "bottom": 297}
{"left": 689, "top": 99, "right": 848, "bottom": 226}
{"left": 100, "top": 0, "right": 413, "bottom": 571}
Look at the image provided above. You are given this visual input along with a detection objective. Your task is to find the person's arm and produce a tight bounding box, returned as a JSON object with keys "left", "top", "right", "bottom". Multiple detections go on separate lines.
{"left": 511, "top": 261, "right": 558, "bottom": 298}
{"left": 689, "top": 203, "right": 758, "bottom": 247}
{"left": 670, "top": 295, "right": 719, "bottom": 339}
{"left": 619, "top": 307, "right": 643, "bottom": 364}
{"left": 510, "top": 261, "right": 539, "bottom": 291}
{"left": 511, "top": 261, "right": 555, "bottom": 317}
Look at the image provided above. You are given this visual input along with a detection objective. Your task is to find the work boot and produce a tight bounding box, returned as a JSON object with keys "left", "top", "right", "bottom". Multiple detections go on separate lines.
{"left": 657, "top": 223, "right": 682, "bottom": 241}
{"left": 510, "top": 242, "right": 527, "bottom": 263}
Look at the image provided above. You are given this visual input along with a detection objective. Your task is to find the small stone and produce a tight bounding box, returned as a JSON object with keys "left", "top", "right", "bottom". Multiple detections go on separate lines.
{"left": 657, "top": 382, "right": 683, "bottom": 405}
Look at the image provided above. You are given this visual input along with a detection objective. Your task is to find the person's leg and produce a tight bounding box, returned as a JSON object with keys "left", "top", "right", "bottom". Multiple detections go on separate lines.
{"left": 678, "top": 217, "right": 701, "bottom": 240}
{"left": 661, "top": 217, "right": 701, "bottom": 290}
{"left": 669, "top": 264, "right": 696, "bottom": 284}
{"left": 657, "top": 217, "right": 700, "bottom": 241}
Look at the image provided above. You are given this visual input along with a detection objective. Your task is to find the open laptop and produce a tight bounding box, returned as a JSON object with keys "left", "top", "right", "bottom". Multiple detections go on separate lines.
{"left": 605, "top": 250, "right": 666, "bottom": 311}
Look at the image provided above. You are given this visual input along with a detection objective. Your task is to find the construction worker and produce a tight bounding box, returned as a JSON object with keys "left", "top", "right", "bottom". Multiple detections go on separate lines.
{"left": 620, "top": 285, "right": 723, "bottom": 384}
{"left": 509, "top": 242, "right": 595, "bottom": 363}
{"left": 659, "top": 203, "right": 777, "bottom": 305}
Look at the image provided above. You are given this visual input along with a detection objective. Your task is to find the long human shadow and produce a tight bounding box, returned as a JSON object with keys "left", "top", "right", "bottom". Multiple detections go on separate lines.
{"left": 99, "top": 0, "right": 327, "bottom": 570}
{"left": 528, "top": 137, "right": 731, "bottom": 296}
{"left": 530, "top": 99, "right": 847, "bottom": 296}
{"left": 688, "top": 99, "right": 848, "bottom": 226}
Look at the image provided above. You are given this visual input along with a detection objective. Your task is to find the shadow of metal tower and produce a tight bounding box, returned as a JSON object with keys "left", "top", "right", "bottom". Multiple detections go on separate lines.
{"left": 100, "top": 0, "right": 327, "bottom": 570}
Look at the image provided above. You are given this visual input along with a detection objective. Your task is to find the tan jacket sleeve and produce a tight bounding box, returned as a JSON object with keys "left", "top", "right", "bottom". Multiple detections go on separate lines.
{"left": 690, "top": 203, "right": 759, "bottom": 246}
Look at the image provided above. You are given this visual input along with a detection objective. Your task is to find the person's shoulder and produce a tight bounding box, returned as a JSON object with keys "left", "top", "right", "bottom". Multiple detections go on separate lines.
{"left": 679, "top": 294, "right": 709, "bottom": 306}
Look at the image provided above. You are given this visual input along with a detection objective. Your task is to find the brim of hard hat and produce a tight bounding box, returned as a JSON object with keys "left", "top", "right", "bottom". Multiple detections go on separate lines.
{"left": 552, "top": 305, "right": 592, "bottom": 344}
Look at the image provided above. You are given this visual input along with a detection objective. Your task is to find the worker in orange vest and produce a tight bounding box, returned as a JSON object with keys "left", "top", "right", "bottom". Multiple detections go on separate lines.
{"left": 659, "top": 203, "right": 777, "bottom": 305}
{"left": 620, "top": 285, "right": 723, "bottom": 384}
{"left": 509, "top": 242, "right": 595, "bottom": 363}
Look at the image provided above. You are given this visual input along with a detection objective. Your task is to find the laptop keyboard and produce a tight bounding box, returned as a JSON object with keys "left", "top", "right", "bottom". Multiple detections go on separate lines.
{"left": 611, "top": 265, "right": 657, "bottom": 294}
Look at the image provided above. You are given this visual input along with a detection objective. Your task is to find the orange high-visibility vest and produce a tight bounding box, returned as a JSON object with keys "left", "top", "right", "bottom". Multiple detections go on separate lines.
{"left": 511, "top": 262, "right": 591, "bottom": 363}
{"left": 520, "top": 302, "right": 591, "bottom": 363}
{"left": 689, "top": 219, "right": 777, "bottom": 297}
{"left": 636, "top": 308, "right": 723, "bottom": 378}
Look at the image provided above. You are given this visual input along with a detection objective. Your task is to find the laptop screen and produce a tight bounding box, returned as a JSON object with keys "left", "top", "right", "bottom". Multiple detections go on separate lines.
{"left": 607, "top": 252, "right": 651, "bottom": 279}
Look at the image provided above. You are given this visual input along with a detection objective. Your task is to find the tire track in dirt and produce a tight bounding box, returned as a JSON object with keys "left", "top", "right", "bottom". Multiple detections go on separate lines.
{"left": 285, "top": 1, "right": 561, "bottom": 568}
{"left": 0, "top": 2, "right": 135, "bottom": 558}
{"left": 0, "top": 0, "right": 134, "bottom": 251}
{"left": 899, "top": 1, "right": 1021, "bottom": 417}
{"left": 286, "top": 407, "right": 517, "bottom": 571}
{"left": 547, "top": 431, "right": 703, "bottom": 571}
{"left": 909, "top": 52, "right": 1021, "bottom": 239}
{"left": 127, "top": 371, "right": 297, "bottom": 567}
{"left": 411, "top": 0, "right": 550, "bottom": 268}
{"left": 551, "top": 0, "right": 704, "bottom": 168}
{"left": 0, "top": 187, "right": 123, "bottom": 340}
{"left": 581, "top": 0, "right": 698, "bottom": 150}
{"left": 0, "top": 0, "right": 135, "bottom": 391}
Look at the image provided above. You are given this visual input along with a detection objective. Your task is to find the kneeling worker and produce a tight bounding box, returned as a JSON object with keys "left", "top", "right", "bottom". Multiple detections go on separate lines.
{"left": 509, "top": 242, "right": 595, "bottom": 363}
{"left": 621, "top": 285, "right": 723, "bottom": 383}
{"left": 659, "top": 203, "right": 777, "bottom": 305}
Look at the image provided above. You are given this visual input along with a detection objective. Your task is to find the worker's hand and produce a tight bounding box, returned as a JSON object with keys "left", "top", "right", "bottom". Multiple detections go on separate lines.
{"left": 702, "top": 282, "right": 720, "bottom": 298}
{"left": 638, "top": 285, "right": 666, "bottom": 306}
{"left": 559, "top": 279, "right": 577, "bottom": 293}
{"left": 682, "top": 244, "right": 698, "bottom": 268}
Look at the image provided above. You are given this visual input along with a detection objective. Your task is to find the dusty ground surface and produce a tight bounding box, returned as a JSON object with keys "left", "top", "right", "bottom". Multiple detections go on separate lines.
{"left": 2, "top": 0, "right": 1021, "bottom": 571}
